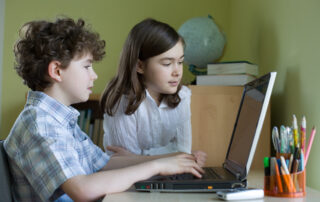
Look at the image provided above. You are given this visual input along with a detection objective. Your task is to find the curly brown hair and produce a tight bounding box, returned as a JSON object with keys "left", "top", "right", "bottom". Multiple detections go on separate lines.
{"left": 14, "top": 17, "right": 106, "bottom": 91}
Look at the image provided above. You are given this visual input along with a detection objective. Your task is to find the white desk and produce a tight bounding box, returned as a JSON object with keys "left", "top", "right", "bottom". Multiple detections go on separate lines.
{"left": 102, "top": 170, "right": 320, "bottom": 202}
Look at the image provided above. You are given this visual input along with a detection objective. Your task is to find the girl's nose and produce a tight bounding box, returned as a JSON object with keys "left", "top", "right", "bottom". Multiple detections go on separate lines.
{"left": 172, "top": 69, "right": 180, "bottom": 77}
{"left": 172, "top": 64, "right": 182, "bottom": 76}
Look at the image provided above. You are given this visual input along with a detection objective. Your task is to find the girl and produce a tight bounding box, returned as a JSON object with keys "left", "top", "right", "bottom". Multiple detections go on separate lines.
{"left": 101, "top": 18, "right": 206, "bottom": 166}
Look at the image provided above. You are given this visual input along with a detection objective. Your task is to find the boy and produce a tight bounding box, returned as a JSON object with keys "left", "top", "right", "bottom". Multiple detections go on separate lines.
{"left": 4, "top": 17, "right": 203, "bottom": 201}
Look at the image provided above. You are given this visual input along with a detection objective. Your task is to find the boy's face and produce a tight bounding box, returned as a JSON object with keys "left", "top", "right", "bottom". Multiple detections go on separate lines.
{"left": 138, "top": 40, "right": 184, "bottom": 103}
{"left": 58, "top": 54, "right": 97, "bottom": 105}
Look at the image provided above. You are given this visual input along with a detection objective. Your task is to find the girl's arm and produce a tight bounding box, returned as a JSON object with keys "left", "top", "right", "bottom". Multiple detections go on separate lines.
{"left": 61, "top": 153, "right": 203, "bottom": 201}
{"left": 141, "top": 141, "right": 178, "bottom": 155}
{"left": 103, "top": 111, "right": 142, "bottom": 155}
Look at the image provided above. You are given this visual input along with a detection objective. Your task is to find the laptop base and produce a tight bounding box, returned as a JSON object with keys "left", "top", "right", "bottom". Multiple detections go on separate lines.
{"left": 135, "top": 178, "right": 247, "bottom": 192}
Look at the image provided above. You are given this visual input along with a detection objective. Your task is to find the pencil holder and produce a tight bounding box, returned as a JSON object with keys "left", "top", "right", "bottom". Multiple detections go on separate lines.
{"left": 276, "top": 153, "right": 291, "bottom": 160}
{"left": 264, "top": 170, "right": 306, "bottom": 197}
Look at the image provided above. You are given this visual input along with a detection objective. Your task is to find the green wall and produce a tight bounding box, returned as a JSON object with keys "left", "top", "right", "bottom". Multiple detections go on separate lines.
{"left": 1, "top": 0, "right": 228, "bottom": 137}
{"left": 2, "top": 0, "right": 320, "bottom": 191}
{"left": 225, "top": 0, "right": 320, "bottom": 191}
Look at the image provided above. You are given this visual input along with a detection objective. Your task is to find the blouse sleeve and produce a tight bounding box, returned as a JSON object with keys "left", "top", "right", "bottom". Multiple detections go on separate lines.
{"left": 103, "top": 110, "right": 142, "bottom": 156}
{"left": 176, "top": 86, "right": 192, "bottom": 154}
{"left": 176, "top": 119, "right": 192, "bottom": 154}
{"left": 141, "top": 141, "right": 177, "bottom": 155}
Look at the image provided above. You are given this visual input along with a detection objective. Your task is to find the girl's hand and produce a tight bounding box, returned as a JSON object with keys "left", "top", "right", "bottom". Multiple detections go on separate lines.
{"left": 153, "top": 153, "right": 204, "bottom": 178}
{"left": 107, "top": 146, "right": 138, "bottom": 157}
{"left": 192, "top": 150, "right": 207, "bottom": 167}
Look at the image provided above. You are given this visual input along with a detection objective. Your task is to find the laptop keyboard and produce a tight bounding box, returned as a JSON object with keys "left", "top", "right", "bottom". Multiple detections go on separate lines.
{"left": 167, "top": 173, "right": 195, "bottom": 180}
{"left": 166, "top": 168, "right": 222, "bottom": 180}
{"left": 203, "top": 168, "right": 222, "bottom": 179}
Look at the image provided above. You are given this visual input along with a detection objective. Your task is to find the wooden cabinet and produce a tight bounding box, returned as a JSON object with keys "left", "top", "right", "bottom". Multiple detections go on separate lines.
{"left": 190, "top": 85, "right": 270, "bottom": 169}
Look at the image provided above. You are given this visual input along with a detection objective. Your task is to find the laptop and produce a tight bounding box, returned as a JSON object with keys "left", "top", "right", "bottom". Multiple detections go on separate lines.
{"left": 134, "top": 72, "right": 277, "bottom": 192}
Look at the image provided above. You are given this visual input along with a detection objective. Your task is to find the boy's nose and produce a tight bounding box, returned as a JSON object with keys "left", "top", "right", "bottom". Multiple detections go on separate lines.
{"left": 91, "top": 69, "right": 98, "bottom": 80}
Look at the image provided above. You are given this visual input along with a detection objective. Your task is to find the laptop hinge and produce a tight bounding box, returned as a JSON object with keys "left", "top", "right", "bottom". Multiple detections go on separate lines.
{"left": 223, "top": 162, "right": 242, "bottom": 180}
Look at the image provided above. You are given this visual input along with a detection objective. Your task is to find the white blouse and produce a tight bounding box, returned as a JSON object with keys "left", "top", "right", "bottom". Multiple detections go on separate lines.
{"left": 103, "top": 85, "right": 192, "bottom": 156}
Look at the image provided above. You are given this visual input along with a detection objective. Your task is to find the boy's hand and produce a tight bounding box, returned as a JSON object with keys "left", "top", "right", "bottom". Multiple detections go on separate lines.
{"left": 107, "top": 146, "right": 138, "bottom": 157}
{"left": 192, "top": 150, "right": 207, "bottom": 167}
{"left": 154, "top": 153, "right": 204, "bottom": 178}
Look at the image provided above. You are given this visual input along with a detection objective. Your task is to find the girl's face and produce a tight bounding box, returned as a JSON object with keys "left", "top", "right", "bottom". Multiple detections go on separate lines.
{"left": 138, "top": 40, "right": 184, "bottom": 104}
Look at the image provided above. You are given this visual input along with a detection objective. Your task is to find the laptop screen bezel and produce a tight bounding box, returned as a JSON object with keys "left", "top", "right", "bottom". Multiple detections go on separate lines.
{"left": 223, "top": 72, "right": 276, "bottom": 181}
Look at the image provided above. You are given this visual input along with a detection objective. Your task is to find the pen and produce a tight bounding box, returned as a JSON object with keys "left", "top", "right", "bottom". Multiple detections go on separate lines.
{"left": 300, "top": 149, "right": 304, "bottom": 171}
{"left": 292, "top": 159, "right": 299, "bottom": 173}
{"left": 301, "top": 116, "right": 306, "bottom": 151}
{"left": 287, "top": 127, "right": 294, "bottom": 154}
{"left": 271, "top": 157, "right": 283, "bottom": 193}
{"left": 280, "top": 156, "right": 296, "bottom": 192}
{"left": 305, "top": 126, "right": 316, "bottom": 167}
{"left": 280, "top": 156, "right": 290, "bottom": 174}
{"left": 272, "top": 126, "right": 280, "bottom": 153}
{"left": 292, "top": 114, "right": 299, "bottom": 148}
{"left": 280, "top": 125, "right": 288, "bottom": 153}
{"left": 288, "top": 154, "right": 293, "bottom": 173}
{"left": 270, "top": 157, "right": 276, "bottom": 176}
{"left": 280, "top": 167, "right": 294, "bottom": 192}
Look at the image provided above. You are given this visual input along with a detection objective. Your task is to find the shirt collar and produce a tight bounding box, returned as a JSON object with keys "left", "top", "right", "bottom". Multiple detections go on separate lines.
{"left": 26, "top": 91, "right": 80, "bottom": 126}
{"left": 145, "top": 89, "right": 169, "bottom": 109}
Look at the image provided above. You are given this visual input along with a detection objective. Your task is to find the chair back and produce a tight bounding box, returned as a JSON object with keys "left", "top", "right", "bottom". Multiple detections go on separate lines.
{"left": 0, "top": 140, "right": 13, "bottom": 202}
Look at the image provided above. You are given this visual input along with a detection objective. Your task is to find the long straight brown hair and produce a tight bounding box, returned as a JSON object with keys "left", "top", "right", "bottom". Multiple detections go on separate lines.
{"left": 101, "top": 18, "right": 183, "bottom": 116}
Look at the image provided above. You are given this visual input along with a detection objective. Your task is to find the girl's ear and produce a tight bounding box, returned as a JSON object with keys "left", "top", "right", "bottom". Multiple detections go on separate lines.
{"left": 136, "top": 60, "right": 144, "bottom": 74}
{"left": 48, "top": 61, "right": 62, "bottom": 82}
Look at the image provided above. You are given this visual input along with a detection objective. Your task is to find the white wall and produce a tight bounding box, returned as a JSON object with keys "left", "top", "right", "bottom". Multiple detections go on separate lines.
{"left": 0, "top": 0, "right": 4, "bottom": 129}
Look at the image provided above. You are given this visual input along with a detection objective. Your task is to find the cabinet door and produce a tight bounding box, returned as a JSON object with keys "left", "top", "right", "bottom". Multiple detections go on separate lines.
{"left": 190, "top": 85, "right": 270, "bottom": 169}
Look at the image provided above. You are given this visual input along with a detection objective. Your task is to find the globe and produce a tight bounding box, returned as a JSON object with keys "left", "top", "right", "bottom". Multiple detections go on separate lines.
{"left": 178, "top": 16, "right": 226, "bottom": 74}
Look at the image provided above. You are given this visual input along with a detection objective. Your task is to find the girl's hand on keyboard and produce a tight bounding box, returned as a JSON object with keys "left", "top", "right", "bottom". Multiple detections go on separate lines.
{"left": 192, "top": 150, "right": 207, "bottom": 167}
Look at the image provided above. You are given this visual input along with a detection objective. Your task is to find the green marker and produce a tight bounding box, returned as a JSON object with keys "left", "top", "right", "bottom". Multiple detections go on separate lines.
{"left": 264, "top": 157, "right": 270, "bottom": 176}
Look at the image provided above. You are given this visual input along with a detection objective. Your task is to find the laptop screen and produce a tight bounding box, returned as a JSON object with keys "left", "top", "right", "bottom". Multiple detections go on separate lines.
{"left": 225, "top": 72, "right": 276, "bottom": 180}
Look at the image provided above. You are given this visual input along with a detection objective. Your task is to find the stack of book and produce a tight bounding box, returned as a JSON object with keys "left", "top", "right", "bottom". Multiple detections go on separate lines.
{"left": 196, "top": 61, "right": 259, "bottom": 86}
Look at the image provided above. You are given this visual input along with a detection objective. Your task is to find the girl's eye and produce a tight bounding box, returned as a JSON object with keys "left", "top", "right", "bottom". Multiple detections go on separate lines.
{"left": 84, "top": 65, "right": 91, "bottom": 69}
{"left": 178, "top": 61, "right": 183, "bottom": 65}
{"left": 163, "top": 63, "right": 171, "bottom": 66}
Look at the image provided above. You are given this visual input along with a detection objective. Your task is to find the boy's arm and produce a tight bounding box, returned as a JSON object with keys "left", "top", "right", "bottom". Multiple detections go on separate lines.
{"left": 102, "top": 145, "right": 182, "bottom": 170}
{"left": 61, "top": 153, "right": 203, "bottom": 201}
{"left": 106, "top": 145, "right": 207, "bottom": 169}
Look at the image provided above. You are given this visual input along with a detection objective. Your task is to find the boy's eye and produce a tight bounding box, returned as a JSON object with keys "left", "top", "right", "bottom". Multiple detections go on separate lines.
{"left": 84, "top": 65, "right": 91, "bottom": 69}
{"left": 162, "top": 63, "right": 171, "bottom": 66}
{"left": 178, "top": 61, "right": 183, "bottom": 65}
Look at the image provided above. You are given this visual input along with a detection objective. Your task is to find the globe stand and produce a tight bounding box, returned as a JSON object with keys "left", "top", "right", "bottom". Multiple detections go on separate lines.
{"left": 188, "top": 64, "right": 207, "bottom": 75}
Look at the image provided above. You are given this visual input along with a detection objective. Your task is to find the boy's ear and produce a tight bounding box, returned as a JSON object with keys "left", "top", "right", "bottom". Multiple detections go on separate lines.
{"left": 48, "top": 61, "right": 62, "bottom": 82}
{"left": 136, "top": 60, "right": 144, "bottom": 74}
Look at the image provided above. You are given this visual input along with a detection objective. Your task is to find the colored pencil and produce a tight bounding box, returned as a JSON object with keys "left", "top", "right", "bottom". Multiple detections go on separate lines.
{"left": 305, "top": 126, "right": 316, "bottom": 167}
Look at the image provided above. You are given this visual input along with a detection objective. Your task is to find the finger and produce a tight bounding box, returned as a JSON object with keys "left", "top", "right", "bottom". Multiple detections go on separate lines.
{"left": 192, "top": 160, "right": 205, "bottom": 174}
{"left": 198, "top": 162, "right": 205, "bottom": 168}
{"left": 181, "top": 153, "right": 197, "bottom": 161}
{"left": 189, "top": 167, "right": 202, "bottom": 178}
{"left": 197, "top": 156, "right": 207, "bottom": 163}
{"left": 183, "top": 159, "right": 205, "bottom": 174}
{"left": 106, "top": 145, "right": 123, "bottom": 152}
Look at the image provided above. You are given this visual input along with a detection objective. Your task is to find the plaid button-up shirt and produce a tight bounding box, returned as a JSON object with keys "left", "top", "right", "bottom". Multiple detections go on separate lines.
{"left": 4, "top": 91, "right": 109, "bottom": 201}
